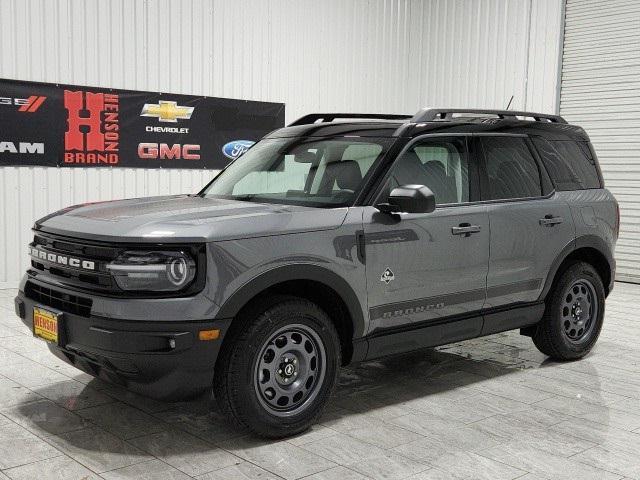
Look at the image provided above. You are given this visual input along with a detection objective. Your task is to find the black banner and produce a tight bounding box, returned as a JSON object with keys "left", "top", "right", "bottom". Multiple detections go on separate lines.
{"left": 0, "top": 78, "right": 284, "bottom": 169}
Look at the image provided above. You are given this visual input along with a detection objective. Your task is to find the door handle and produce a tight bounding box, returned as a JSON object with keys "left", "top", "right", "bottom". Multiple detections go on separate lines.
{"left": 452, "top": 223, "right": 481, "bottom": 236}
{"left": 539, "top": 215, "right": 564, "bottom": 227}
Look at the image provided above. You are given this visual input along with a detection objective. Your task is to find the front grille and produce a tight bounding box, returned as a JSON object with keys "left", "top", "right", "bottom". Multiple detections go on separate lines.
{"left": 29, "top": 232, "right": 119, "bottom": 293}
{"left": 25, "top": 281, "right": 93, "bottom": 317}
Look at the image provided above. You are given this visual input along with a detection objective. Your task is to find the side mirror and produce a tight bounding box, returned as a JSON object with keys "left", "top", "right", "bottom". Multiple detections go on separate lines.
{"left": 376, "top": 184, "right": 436, "bottom": 214}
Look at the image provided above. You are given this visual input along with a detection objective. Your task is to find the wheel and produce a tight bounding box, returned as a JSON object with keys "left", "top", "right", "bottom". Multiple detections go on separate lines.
{"left": 533, "top": 261, "right": 605, "bottom": 360}
{"left": 213, "top": 295, "right": 340, "bottom": 438}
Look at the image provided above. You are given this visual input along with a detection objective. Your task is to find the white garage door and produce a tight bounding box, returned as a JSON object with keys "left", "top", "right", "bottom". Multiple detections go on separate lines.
{"left": 560, "top": 0, "right": 640, "bottom": 283}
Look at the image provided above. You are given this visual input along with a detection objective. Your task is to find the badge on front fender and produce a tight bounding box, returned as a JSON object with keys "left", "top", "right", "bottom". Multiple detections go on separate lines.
{"left": 380, "top": 268, "right": 395, "bottom": 284}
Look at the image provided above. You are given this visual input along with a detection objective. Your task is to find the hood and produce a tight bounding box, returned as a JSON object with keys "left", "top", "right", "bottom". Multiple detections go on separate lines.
{"left": 35, "top": 195, "right": 349, "bottom": 243}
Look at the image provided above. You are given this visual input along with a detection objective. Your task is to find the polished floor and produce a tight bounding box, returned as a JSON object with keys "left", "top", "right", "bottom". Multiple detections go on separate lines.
{"left": 0, "top": 283, "right": 639, "bottom": 479}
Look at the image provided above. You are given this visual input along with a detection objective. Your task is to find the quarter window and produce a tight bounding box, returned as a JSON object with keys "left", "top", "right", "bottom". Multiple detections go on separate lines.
{"left": 531, "top": 138, "right": 601, "bottom": 190}
{"left": 480, "top": 136, "right": 542, "bottom": 200}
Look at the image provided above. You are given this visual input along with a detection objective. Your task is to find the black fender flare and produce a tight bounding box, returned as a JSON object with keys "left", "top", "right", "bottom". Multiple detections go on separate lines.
{"left": 214, "top": 264, "right": 366, "bottom": 338}
{"left": 539, "top": 234, "right": 615, "bottom": 301}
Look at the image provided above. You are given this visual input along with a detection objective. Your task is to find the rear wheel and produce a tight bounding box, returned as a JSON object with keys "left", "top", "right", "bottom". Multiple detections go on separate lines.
{"left": 213, "top": 295, "right": 340, "bottom": 438}
{"left": 533, "top": 261, "right": 605, "bottom": 360}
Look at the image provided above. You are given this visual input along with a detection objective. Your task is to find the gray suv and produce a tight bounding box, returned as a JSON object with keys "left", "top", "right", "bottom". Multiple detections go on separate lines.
{"left": 15, "top": 108, "right": 618, "bottom": 438}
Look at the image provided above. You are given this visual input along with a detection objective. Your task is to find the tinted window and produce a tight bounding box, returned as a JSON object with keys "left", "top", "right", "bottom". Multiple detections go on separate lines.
{"left": 380, "top": 137, "right": 469, "bottom": 205}
{"left": 531, "top": 138, "right": 601, "bottom": 190}
{"left": 480, "top": 136, "right": 542, "bottom": 200}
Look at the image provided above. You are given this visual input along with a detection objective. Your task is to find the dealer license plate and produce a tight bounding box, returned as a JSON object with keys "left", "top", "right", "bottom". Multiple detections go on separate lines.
{"left": 33, "top": 307, "right": 59, "bottom": 343}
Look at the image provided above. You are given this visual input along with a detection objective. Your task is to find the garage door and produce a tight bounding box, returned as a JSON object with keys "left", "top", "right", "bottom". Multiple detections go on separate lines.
{"left": 560, "top": 0, "right": 640, "bottom": 283}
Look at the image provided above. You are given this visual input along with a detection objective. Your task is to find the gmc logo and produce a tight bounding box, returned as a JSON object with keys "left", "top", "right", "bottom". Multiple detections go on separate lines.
{"left": 138, "top": 143, "right": 200, "bottom": 160}
{"left": 29, "top": 247, "right": 95, "bottom": 271}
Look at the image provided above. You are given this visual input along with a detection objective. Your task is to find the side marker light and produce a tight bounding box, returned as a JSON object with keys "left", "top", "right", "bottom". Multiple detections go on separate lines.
{"left": 199, "top": 329, "right": 220, "bottom": 341}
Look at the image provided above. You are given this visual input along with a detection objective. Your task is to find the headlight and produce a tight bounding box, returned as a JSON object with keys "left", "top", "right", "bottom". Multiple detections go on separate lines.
{"left": 107, "top": 251, "right": 196, "bottom": 292}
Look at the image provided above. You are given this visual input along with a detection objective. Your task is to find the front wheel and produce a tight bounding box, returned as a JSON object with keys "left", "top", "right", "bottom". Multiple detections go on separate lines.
{"left": 213, "top": 296, "right": 340, "bottom": 438}
{"left": 533, "top": 261, "right": 605, "bottom": 360}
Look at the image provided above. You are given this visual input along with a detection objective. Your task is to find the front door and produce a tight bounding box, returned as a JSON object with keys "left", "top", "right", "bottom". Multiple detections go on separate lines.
{"left": 363, "top": 135, "right": 490, "bottom": 336}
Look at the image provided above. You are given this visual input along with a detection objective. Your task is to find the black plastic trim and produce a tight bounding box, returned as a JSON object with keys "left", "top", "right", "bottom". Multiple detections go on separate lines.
{"left": 364, "top": 301, "right": 545, "bottom": 360}
{"left": 366, "top": 315, "right": 483, "bottom": 360}
{"left": 16, "top": 290, "right": 231, "bottom": 400}
{"left": 481, "top": 302, "right": 545, "bottom": 336}
{"left": 214, "top": 264, "right": 366, "bottom": 338}
{"left": 539, "top": 234, "right": 615, "bottom": 300}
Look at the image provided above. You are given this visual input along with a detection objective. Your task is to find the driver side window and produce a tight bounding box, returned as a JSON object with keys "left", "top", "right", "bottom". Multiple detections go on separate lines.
{"left": 380, "top": 136, "right": 470, "bottom": 205}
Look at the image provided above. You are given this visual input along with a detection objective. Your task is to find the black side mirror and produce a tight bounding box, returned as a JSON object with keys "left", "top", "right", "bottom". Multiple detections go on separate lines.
{"left": 376, "top": 184, "right": 436, "bottom": 214}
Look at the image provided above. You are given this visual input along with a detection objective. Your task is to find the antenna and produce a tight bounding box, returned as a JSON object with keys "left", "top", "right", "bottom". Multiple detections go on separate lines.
{"left": 505, "top": 95, "right": 514, "bottom": 110}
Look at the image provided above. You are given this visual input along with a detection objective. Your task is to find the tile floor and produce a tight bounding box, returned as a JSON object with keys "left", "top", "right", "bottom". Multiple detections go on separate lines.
{"left": 0, "top": 283, "right": 638, "bottom": 479}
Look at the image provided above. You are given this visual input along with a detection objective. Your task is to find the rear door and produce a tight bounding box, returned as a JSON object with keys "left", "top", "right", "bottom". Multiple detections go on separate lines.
{"left": 363, "top": 134, "right": 489, "bottom": 334}
{"left": 477, "top": 134, "right": 574, "bottom": 309}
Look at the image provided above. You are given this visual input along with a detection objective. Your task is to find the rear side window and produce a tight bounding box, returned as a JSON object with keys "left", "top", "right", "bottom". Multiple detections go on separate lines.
{"left": 531, "top": 138, "right": 601, "bottom": 190}
{"left": 480, "top": 136, "right": 543, "bottom": 200}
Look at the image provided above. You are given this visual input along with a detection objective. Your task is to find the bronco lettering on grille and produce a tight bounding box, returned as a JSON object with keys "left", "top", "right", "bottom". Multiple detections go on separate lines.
{"left": 29, "top": 247, "right": 95, "bottom": 271}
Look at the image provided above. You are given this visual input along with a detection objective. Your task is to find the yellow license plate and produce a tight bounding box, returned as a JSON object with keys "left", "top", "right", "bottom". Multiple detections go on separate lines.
{"left": 33, "top": 307, "right": 59, "bottom": 343}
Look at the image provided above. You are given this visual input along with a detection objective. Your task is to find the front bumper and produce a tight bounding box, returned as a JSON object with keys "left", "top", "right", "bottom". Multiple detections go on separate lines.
{"left": 15, "top": 278, "right": 232, "bottom": 400}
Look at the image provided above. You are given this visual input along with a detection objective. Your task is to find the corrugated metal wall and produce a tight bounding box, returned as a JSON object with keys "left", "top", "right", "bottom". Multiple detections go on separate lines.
{"left": 0, "top": 0, "right": 563, "bottom": 288}
{"left": 560, "top": 0, "right": 640, "bottom": 283}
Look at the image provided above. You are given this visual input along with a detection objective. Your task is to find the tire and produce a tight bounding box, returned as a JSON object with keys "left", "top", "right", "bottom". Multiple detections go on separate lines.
{"left": 533, "top": 261, "right": 605, "bottom": 360}
{"left": 213, "top": 295, "right": 341, "bottom": 438}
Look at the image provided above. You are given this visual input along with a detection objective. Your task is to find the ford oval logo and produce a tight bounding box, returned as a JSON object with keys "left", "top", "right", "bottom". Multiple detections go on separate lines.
{"left": 222, "top": 140, "right": 255, "bottom": 160}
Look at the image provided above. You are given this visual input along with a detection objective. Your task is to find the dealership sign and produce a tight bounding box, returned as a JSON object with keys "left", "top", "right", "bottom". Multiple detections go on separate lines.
{"left": 0, "top": 78, "right": 284, "bottom": 169}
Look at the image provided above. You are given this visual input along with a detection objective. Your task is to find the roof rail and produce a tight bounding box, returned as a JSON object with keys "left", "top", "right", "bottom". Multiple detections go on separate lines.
{"left": 410, "top": 108, "right": 567, "bottom": 124}
{"left": 288, "top": 113, "right": 412, "bottom": 126}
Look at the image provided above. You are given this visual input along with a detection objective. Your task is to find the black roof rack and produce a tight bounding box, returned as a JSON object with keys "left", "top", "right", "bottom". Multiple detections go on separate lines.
{"left": 286, "top": 109, "right": 567, "bottom": 128}
{"left": 410, "top": 108, "right": 567, "bottom": 124}
{"left": 288, "top": 113, "right": 412, "bottom": 126}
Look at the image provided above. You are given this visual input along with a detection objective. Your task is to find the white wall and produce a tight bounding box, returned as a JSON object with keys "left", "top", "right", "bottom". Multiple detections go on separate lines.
{"left": 0, "top": 0, "right": 563, "bottom": 288}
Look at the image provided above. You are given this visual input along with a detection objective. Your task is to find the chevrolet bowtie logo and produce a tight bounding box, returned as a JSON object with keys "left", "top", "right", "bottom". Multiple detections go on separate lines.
{"left": 140, "top": 101, "right": 194, "bottom": 123}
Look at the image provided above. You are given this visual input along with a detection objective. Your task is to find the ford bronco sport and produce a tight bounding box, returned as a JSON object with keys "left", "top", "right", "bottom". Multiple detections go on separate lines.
{"left": 15, "top": 108, "right": 618, "bottom": 438}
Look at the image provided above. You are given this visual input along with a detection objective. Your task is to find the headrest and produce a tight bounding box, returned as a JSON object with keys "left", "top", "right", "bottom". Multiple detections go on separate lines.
{"left": 391, "top": 150, "right": 429, "bottom": 187}
{"left": 294, "top": 151, "right": 316, "bottom": 163}
{"left": 324, "top": 160, "right": 362, "bottom": 191}
{"left": 401, "top": 150, "right": 423, "bottom": 168}
{"left": 423, "top": 160, "right": 447, "bottom": 176}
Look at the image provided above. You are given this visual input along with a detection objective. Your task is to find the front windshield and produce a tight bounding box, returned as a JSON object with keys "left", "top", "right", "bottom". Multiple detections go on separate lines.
{"left": 200, "top": 137, "right": 394, "bottom": 207}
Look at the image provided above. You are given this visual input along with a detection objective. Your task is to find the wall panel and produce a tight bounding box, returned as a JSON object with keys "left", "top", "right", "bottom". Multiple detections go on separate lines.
{"left": 0, "top": 0, "right": 562, "bottom": 288}
{"left": 560, "top": 0, "right": 640, "bottom": 283}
